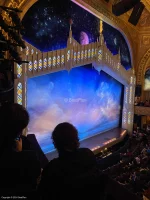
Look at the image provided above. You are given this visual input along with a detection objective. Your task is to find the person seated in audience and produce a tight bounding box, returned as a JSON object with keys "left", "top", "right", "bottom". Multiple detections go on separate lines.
{"left": 139, "top": 101, "right": 144, "bottom": 106}
{"left": 144, "top": 100, "right": 149, "bottom": 107}
{"left": 135, "top": 156, "right": 141, "bottom": 165}
{"left": 38, "top": 122, "right": 107, "bottom": 199}
{"left": 134, "top": 97, "right": 140, "bottom": 106}
{"left": 147, "top": 148, "right": 150, "bottom": 154}
{"left": 132, "top": 131, "right": 137, "bottom": 138}
{"left": 102, "top": 130, "right": 150, "bottom": 198}
{"left": 126, "top": 149, "right": 132, "bottom": 157}
{"left": 0, "top": 103, "right": 41, "bottom": 193}
{"left": 138, "top": 131, "right": 144, "bottom": 137}
{"left": 142, "top": 147, "right": 148, "bottom": 155}
{"left": 147, "top": 124, "right": 150, "bottom": 134}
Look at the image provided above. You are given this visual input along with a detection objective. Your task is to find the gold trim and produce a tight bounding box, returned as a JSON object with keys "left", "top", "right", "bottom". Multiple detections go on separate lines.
{"left": 141, "top": 0, "right": 150, "bottom": 13}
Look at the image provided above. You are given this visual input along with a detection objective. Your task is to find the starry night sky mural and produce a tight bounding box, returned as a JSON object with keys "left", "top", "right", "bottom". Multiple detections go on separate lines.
{"left": 22, "top": 0, "right": 131, "bottom": 70}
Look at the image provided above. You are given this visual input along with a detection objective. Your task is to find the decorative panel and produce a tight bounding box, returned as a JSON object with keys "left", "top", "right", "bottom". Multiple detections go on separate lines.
{"left": 17, "top": 64, "right": 22, "bottom": 78}
{"left": 17, "top": 82, "right": 22, "bottom": 105}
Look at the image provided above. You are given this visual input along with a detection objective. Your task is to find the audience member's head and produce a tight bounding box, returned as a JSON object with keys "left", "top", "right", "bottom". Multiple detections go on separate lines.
{"left": 52, "top": 122, "right": 79, "bottom": 154}
{"left": 0, "top": 103, "right": 29, "bottom": 150}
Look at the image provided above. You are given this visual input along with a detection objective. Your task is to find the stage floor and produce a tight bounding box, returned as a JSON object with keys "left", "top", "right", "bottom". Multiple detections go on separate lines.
{"left": 46, "top": 127, "right": 127, "bottom": 161}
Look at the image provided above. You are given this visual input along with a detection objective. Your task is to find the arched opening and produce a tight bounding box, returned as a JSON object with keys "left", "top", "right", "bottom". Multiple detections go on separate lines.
{"left": 21, "top": 0, "right": 132, "bottom": 70}
{"left": 137, "top": 48, "right": 150, "bottom": 101}
{"left": 144, "top": 68, "right": 150, "bottom": 91}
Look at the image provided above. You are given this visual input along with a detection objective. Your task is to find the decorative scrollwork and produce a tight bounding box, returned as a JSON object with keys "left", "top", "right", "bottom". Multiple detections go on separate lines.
{"left": 137, "top": 48, "right": 150, "bottom": 85}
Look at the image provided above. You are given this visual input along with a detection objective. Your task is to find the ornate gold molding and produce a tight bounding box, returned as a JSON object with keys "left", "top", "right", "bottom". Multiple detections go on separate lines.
{"left": 137, "top": 48, "right": 150, "bottom": 85}
{"left": 3, "top": 0, "right": 25, "bottom": 9}
{"left": 142, "top": 35, "right": 150, "bottom": 45}
{"left": 141, "top": 0, "right": 150, "bottom": 13}
{"left": 2, "top": 0, "right": 26, "bottom": 20}
{"left": 2, "top": 0, "right": 38, "bottom": 20}
{"left": 138, "top": 9, "right": 150, "bottom": 27}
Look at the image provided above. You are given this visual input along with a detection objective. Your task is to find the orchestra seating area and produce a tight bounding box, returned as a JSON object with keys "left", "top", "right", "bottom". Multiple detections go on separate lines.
{"left": 100, "top": 130, "right": 150, "bottom": 200}
{"left": 96, "top": 134, "right": 129, "bottom": 169}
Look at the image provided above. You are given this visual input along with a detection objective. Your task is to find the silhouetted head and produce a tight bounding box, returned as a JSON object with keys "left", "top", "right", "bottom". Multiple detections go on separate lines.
{"left": 52, "top": 122, "right": 79, "bottom": 154}
{"left": 0, "top": 103, "right": 29, "bottom": 149}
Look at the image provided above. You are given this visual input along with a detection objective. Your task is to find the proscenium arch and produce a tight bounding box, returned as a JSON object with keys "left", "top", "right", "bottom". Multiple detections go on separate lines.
{"left": 2, "top": 0, "right": 38, "bottom": 20}
{"left": 20, "top": 0, "right": 38, "bottom": 20}
{"left": 136, "top": 48, "right": 150, "bottom": 101}
{"left": 3, "top": 0, "right": 134, "bottom": 69}
{"left": 12, "top": 0, "right": 136, "bottom": 145}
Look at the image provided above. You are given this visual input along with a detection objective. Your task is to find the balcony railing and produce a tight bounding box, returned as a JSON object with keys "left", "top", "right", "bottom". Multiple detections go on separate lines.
{"left": 134, "top": 106, "right": 150, "bottom": 116}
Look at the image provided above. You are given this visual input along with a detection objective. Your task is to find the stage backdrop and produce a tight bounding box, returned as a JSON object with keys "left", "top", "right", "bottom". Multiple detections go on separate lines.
{"left": 27, "top": 64, "right": 124, "bottom": 153}
{"left": 22, "top": 0, "right": 131, "bottom": 70}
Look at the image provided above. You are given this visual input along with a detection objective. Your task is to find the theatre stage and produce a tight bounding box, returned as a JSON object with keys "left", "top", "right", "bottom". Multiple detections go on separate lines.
{"left": 46, "top": 128, "right": 127, "bottom": 161}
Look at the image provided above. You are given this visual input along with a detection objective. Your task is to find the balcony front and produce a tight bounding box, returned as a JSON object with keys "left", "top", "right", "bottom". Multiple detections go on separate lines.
{"left": 134, "top": 106, "right": 150, "bottom": 116}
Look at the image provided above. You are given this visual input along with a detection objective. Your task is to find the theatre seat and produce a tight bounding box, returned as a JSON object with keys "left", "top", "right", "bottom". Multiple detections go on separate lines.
{"left": 105, "top": 178, "right": 141, "bottom": 200}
